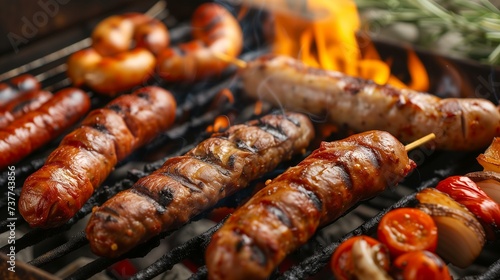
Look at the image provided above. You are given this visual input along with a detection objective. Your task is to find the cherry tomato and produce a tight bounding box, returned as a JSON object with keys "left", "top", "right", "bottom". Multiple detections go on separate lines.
{"left": 330, "top": 235, "right": 389, "bottom": 280}
{"left": 377, "top": 208, "right": 437, "bottom": 258}
{"left": 391, "top": 250, "right": 452, "bottom": 280}
{"left": 436, "top": 175, "right": 500, "bottom": 240}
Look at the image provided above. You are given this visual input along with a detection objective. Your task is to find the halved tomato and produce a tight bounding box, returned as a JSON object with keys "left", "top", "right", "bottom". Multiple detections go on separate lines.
{"left": 391, "top": 250, "right": 452, "bottom": 280}
{"left": 330, "top": 235, "right": 389, "bottom": 280}
{"left": 377, "top": 208, "right": 437, "bottom": 258}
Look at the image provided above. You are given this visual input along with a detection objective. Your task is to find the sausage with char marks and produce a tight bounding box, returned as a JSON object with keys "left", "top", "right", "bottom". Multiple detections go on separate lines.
{"left": 0, "top": 88, "right": 90, "bottom": 170}
{"left": 0, "top": 74, "right": 41, "bottom": 106}
{"left": 85, "top": 112, "right": 314, "bottom": 258}
{"left": 19, "top": 86, "right": 176, "bottom": 228}
{"left": 0, "top": 90, "right": 52, "bottom": 128}
{"left": 206, "top": 130, "right": 416, "bottom": 280}
{"left": 241, "top": 55, "right": 500, "bottom": 151}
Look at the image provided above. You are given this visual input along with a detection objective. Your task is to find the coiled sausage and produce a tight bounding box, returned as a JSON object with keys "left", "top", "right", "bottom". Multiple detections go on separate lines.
{"left": 67, "top": 48, "right": 156, "bottom": 95}
{"left": 92, "top": 13, "right": 169, "bottom": 56}
{"left": 67, "top": 13, "right": 169, "bottom": 95}
{"left": 157, "top": 3, "right": 243, "bottom": 82}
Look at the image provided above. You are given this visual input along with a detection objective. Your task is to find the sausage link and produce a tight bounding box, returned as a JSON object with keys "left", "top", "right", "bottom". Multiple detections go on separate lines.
{"left": 19, "top": 86, "right": 176, "bottom": 228}
{"left": 205, "top": 130, "right": 416, "bottom": 280}
{"left": 68, "top": 13, "right": 168, "bottom": 95}
{"left": 0, "top": 90, "right": 52, "bottom": 128}
{"left": 0, "top": 74, "right": 41, "bottom": 106}
{"left": 0, "top": 88, "right": 90, "bottom": 169}
{"left": 92, "top": 13, "right": 169, "bottom": 56}
{"left": 85, "top": 112, "right": 314, "bottom": 258}
{"left": 241, "top": 55, "right": 500, "bottom": 151}
{"left": 157, "top": 3, "right": 243, "bottom": 82}
{"left": 67, "top": 48, "right": 156, "bottom": 95}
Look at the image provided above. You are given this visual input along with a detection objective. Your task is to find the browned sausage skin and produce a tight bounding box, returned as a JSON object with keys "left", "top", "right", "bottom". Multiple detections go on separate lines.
{"left": 92, "top": 13, "right": 169, "bottom": 56}
{"left": 0, "top": 74, "right": 41, "bottom": 106}
{"left": 67, "top": 48, "right": 156, "bottom": 95}
{"left": 157, "top": 3, "right": 243, "bottom": 82}
{"left": 206, "top": 130, "right": 416, "bottom": 280}
{"left": 241, "top": 55, "right": 500, "bottom": 151}
{"left": 67, "top": 13, "right": 169, "bottom": 95}
{"left": 19, "top": 86, "right": 176, "bottom": 228}
{"left": 85, "top": 112, "right": 314, "bottom": 258}
{"left": 0, "top": 88, "right": 90, "bottom": 170}
{"left": 0, "top": 90, "right": 52, "bottom": 128}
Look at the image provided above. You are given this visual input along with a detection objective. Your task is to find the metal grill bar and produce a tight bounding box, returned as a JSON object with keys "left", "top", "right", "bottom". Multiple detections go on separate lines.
{"left": 189, "top": 266, "right": 208, "bottom": 280}
{"left": 462, "top": 258, "right": 500, "bottom": 280}
{"left": 28, "top": 231, "right": 88, "bottom": 267}
{"left": 130, "top": 220, "right": 225, "bottom": 280}
{"left": 0, "top": 158, "right": 45, "bottom": 191}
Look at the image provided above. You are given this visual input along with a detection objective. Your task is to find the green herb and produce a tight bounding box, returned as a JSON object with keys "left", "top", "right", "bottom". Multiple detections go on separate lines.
{"left": 354, "top": 0, "right": 500, "bottom": 65}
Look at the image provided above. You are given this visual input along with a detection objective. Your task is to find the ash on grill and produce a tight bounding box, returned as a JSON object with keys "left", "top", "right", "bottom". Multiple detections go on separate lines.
{"left": 1, "top": 1, "right": 500, "bottom": 280}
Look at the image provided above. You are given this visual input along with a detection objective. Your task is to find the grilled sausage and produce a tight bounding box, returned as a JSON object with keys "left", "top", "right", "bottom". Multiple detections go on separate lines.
{"left": 205, "top": 130, "right": 416, "bottom": 280}
{"left": 68, "top": 13, "right": 169, "bottom": 95}
{"left": 67, "top": 48, "right": 156, "bottom": 95}
{"left": 241, "top": 55, "right": 500, "bottom": 151}
{"left": 157, "top": 3, "right": 243, "bottom": 82}
{"left": 0, "top": 74, "right": 41, "bottom": 106}
{"left": 92, "top": 13, "right": 169, "bottom": 56}
{"left": 0, "top": 90, "right": 52, "bottom": 128}
{"left": 19, "top": 86, "right": 176, "bottom": 228}
{"left": 0, "top": 88, "right": 90, "bottom": 170}
{"left": 85, "top": 112, "right": 314, "bottom": 258}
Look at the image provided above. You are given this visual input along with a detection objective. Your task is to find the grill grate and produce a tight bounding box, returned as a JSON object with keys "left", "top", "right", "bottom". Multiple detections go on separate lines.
{"left": 1, "top": 1, "right": 500, "bottom": 280}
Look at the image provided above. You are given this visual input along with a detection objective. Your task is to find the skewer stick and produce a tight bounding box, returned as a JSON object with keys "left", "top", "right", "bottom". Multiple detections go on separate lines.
{"left": 214, "top": 52, "right": 248, "bottom": 69}
{"left": 405, "top": 133, "right": 436, "bottom": 151}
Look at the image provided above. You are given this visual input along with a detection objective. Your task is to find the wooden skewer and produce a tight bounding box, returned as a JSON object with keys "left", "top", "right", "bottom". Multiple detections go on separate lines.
{"left": 405, "top": 133, "right": 436, "bottom": 151}
{"left": 214, "top": 52, "right": 248, "bottom": 69}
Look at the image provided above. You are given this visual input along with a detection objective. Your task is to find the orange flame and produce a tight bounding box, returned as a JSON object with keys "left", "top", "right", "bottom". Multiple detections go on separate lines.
{"left": 254, "top": 100, "right": 263, "bottom": 115}
{"left": 219, "top": 88, "right": 235, "bottom": 104}
{"left": 272, "top": 0, "right": 428, "bottom": 91}
{"left": 318, "top": 123, "right": 338, "bottom": 139}
{"left": 209, "top": 88, "right": 235, "bottom": 112}
{"left": 206, "top": 115, "right": 230, "bottom": 133}
{"left": 406, "top": 49, "right": 429, "bottom": 92}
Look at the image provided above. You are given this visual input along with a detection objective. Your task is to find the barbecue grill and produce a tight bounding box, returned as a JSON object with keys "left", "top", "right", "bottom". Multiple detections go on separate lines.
{"left": 1, "top": 1, "right": 500, "bottom": 279}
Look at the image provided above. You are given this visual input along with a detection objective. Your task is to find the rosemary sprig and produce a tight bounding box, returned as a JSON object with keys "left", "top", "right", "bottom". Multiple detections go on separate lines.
{"left": 355, "top": 0, "right": 500, "bottom": 65}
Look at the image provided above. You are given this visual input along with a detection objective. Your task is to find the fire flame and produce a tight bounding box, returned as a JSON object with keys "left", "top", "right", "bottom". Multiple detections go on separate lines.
{"left": 218, "top": 88, "right": 235, "bottom": 104}
{"left": 272, "top": 0, "right": 429, "bottom": 90}
{"left": 254, "top": 100, "right": 263, "bottom": 115}
{"left": 206, "top": 115, "right": 230, "bottom": 133}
